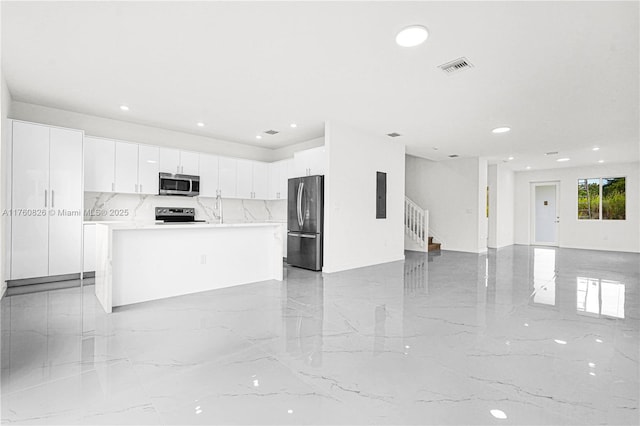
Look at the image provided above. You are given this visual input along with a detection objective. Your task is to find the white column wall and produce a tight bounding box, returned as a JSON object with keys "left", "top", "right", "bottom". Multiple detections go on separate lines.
{"left": 488, "top": 164, "right": 515, "bottom": 249}
{"left": 1, "top": 71, "right": 12, "bottom": 298}
{"left": 323, "top": 121, "right": 405, "bottom": 273}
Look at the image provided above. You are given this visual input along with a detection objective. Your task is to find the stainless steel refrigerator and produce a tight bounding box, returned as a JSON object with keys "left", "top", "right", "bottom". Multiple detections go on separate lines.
{"left": 287, "top": 175, "right": 324, "bottom": 271}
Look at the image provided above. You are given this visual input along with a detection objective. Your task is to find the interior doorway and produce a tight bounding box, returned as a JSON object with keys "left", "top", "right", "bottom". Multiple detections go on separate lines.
{"left": 531, "top": 182, "right": 560, "bottom": 246}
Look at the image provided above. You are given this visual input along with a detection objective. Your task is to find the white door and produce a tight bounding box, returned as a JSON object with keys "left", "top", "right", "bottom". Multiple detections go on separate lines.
{"left": 11, "top": 122, "right": 50, "bottom": 279}
{"left": 114, "top": 141, "right": 138, "bottom": 194}
{"left": 533, "top": 183, "right": 559, "bottom": 246}
{"left": 84, "top": 137, "right": 114, "bottom": 192}
{"left": 180, "top": 151, "right": 199, "bottom": 175}
{"left": 159, "top": 148, "right": 180, "bottom": 174}
{"left": 199, "top": 154, "right": 219, "bottom": 198}
{"left": 48, "top": 127, "right": 83, "bottom": 276}
{"left": 218, "top": 157, "right": 237, "bottom": 198}
{"left": 138, "top": 144, "right": 159, "bottom": 195}
{"left": 252, "top": 161, "right": 268, "bottom": 200}
{"left": 236, "top": 159, "right": 253, "bottom": 199}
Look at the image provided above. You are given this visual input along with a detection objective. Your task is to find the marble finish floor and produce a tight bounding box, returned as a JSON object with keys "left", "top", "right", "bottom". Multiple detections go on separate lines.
{"left": 1, "top": 246, "right": 638, "bottom": 425}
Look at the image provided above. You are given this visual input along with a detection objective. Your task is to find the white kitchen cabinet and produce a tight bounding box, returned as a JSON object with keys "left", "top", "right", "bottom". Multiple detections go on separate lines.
{"left": 252, "top": 162, "right": 269, "bottom": 200}
{"left": 236, "top": 159, "right": 253, "bottom": 199}
{"left": 180, "top": 151, "right": 199, "bottom": 175}
{"left": 268, "top": 159, "right": 291, "bottom": 200}
{"left": 11, "top": 121, "right": 83, "bottom": 280}
{"left": 159, "top": 148, "right": 180, "bottom": 174}
{"left": 199, "top": 154, "right": 219, "bottom": 198}
{"left": 218, "top": 157, "right": 237, "bottom": 198}
{"left": 137, "top": 144, "right": 159, "bottom": 195}
{"left": 236, "top": 159, "right": 269, "bottom": 199}
{"left": 293, "top": 146, "right": 326, "bottom": 177}
{"left": 114, "top": 141, "right": 138, "bottom": 194}
{"left": 159, "top": 148, "right": 199, "bottom": 175}
{"left": 83, "top": 223, "right": 96, "bottom": 273}
{"left": 84, "top": 136, "right": 115, "bottom": 192}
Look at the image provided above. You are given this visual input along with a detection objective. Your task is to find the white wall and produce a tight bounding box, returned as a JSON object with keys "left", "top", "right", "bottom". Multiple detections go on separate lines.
{"left": 323, "top": 121, "right": 405, "bottom": 273}
{"left": 10, "top": 101, "right": 274, "bottom": 162}
{"left": 514, "top": 162, "right": 640, "bottom": 253}
{"left": 271, "top": 136, "right": 324, "bottom": 161}
{"left": 1, "top": 72, "right": 11, "bottom": 298}
{"left": 405, "top": 155, "right": 487, "bottom": 253}
{"left": 488, "top": 164, "right": 515, "bottom": 248}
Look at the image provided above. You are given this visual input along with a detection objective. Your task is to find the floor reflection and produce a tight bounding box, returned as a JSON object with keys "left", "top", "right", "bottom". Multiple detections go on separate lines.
{"left": 577, "top": 277, "right": 625, "bottom": 319}
{"left": 532, "top": 247, "right": 557, "bottom": 306}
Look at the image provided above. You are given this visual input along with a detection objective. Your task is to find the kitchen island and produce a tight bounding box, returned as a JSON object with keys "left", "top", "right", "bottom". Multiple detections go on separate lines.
{"left": 94, "top": 222, "right": 284, "bottom": 313}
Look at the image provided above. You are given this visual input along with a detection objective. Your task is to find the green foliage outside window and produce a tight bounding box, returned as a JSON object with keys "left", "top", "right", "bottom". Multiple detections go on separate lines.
{"left": 577, "top": 177, "right": 625, "bottom": 220}
{"left": 602, "top": 177, "right": 625, "bottom": 220}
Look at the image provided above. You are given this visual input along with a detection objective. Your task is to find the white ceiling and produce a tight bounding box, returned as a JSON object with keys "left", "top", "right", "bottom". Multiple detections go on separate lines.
{"left": 2, "top": 1, "right": 638, "bottom": 170}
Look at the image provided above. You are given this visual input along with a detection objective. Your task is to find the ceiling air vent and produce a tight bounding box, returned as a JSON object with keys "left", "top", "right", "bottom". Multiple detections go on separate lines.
{"left": 545, "top": 151, "right": 559, "bottom": 156}
{"left": 438, "top": 57, "right": 473, "bottom": 75}
{"left": 448, "top": 154, "right": 459, "bottom": 158}
{"left": 387, "top": 132, "right": 402, "bottom": 138}
{"left": 264, "top": 129, "right": 279, "bottom": 135}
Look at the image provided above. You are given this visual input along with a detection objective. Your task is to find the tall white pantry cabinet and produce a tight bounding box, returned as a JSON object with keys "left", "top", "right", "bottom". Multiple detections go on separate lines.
{"left": 10, "top": 121, "right": 83, "bottom": 280}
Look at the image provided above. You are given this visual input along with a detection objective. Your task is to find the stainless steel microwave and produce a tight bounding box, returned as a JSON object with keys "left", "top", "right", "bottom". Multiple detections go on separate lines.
{"left": 158, "top": 172, "right": 200, "bottom": 197}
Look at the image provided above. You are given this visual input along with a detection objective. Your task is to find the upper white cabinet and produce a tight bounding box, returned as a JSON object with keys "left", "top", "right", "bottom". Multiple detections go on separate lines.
{"left": 252, "top": 161, "right": 269, "bottom": 200}
{"left": 268, "top": 159, "right": 292, "bottom": 200}
{"left": 236, "top": 160, "right": 269, "bottom": 199}
{"left": 293, "top": 146, "right": 326, "bottom": 177}
{"left": 11, "top": 121, "right": 83, "bottom": 280}
{"left": 114, "top": 141, "right": 138, "bottom": 194}
{"left": 218, "top": 157, "right": 237, "bottom": 198}
{"left": 180, "top": 151, "right": 200, "bottom": 175}
{"left": 137, "top": 145, "right": 159, "bottom": 195}
{"left": 199, "top": 154, "right": 219, "bottom": 198}
{"left": 159, "top": 148, "right": 199, "bottom": 175}
{"left": 84, "top": 136, "right": 114, "bottom": 192}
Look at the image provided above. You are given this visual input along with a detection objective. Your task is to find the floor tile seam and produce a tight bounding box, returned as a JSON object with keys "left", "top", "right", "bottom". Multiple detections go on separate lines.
{"left": 0, "top": 356, "right": 132, "bottom": 398}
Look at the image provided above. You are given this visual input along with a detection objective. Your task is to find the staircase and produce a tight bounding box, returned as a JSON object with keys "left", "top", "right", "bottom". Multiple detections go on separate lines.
{"left": 404, "top": 197, "right": 441, "bottom": 252}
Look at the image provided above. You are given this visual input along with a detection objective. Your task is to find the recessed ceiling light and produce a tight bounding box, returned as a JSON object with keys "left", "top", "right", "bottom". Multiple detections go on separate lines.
{"left": 592, "top": 147, "right": 600, "bottom": 151}
{"left": 120, "top": 105, "right": 129, "bottom": 111}
{"left": 526, "top": 166, "right": 532, "bottom": 170}
{"left": 508, "top": 156, "right": 515, "bottom": 160}
{"left": 554, "top": 339, "right": 568, "bottom": 345}
{"left": 598, "top": 160, "right": 604, "bottom": 163}
{"left": 197, "top": 122, "right": 204, "bottom": 127}
{"left": 490, "top": 409, "right": 507, "bottom": 420}
{"left": 395, "top": 25, "right": 429, "bottom": 47}
{"left": 256, "top": 135, "right": 262, "bottom": 140}
{"left": 492, "top": 127, "right": 511, "bottom": 134}
{"left": 290, "top": 123, "right": 297, "bottom": 128}
{"left": 557, "top": 158, "right": 570, "bottom": 162}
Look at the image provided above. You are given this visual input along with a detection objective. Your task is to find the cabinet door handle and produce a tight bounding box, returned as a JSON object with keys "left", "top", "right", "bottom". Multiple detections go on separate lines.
{"left": 135, "top": 183, "right": 138, "bottom": 193}
{"left": 44, "top": 190, "right": 47, "bottom": 207}
{"left": 51, "top": 190, "right": 55, "bottom": 208}
{"left": 140, "top": 184, "right": 143, "bottom": 193}
{"left": 112, "top": 182, "right": 115, "bottom": 192}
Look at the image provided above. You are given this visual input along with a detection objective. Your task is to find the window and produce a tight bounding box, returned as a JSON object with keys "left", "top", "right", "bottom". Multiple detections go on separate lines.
{"left": 577, "top": 177, "right": 625, "bottom": 220}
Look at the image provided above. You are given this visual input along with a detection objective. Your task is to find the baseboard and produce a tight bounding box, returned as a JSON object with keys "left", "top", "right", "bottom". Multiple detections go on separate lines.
{"left": 8, "top": 273, "right": 81, "bottom": 287}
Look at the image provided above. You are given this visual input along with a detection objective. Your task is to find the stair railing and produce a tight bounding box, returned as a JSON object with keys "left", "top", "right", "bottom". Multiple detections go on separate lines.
{"left": 405, "top": 197, "right": 428, "bottom": 248}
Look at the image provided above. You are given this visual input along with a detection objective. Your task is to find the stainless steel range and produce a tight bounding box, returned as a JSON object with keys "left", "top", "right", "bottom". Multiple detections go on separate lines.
{"left": 155, "top": 207, "right": 205, "bottom": 223}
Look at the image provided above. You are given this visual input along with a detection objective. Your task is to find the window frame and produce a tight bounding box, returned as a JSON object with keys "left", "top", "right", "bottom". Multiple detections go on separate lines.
{"left": 577, "top": 176, "right": 627, "bottom": 221}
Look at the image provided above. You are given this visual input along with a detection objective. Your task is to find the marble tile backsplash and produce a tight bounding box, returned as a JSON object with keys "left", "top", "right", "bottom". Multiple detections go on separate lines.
{"left": 84, "top": 192, "right": 287, "bottom": 223}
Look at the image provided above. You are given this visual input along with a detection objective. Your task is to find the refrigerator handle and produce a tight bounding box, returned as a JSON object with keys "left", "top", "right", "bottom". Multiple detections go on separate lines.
{"left": 297, "top": 182, "right": 304, "bottom": 228}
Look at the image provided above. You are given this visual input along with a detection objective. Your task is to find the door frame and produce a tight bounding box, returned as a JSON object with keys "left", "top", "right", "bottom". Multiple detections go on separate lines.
{"left": 530, "top": 181, "right": 560, "bottom": 247}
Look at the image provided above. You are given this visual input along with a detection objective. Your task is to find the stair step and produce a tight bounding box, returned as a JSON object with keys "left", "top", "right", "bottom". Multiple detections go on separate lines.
{"left": 428, "top": 243, "right": 441, "bottom": 251}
